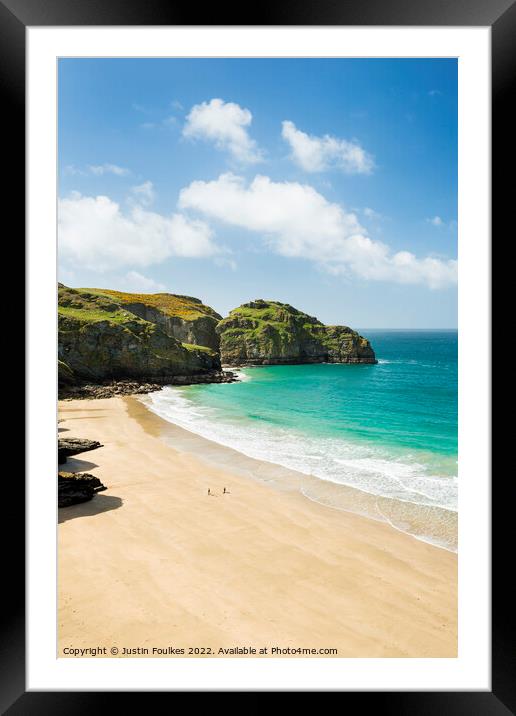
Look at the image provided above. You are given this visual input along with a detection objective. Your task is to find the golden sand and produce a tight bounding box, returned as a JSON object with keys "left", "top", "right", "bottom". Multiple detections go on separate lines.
{"left": 58, "top": 396, "right": 457, "bottom": 658}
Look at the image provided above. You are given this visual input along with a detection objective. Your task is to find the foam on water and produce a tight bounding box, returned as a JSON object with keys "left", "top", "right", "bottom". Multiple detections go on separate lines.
{"left": 143, "top": 395, "right": 457, "bottom": 551}
{"left": 145, "top": 385, "right": 457, "bottom": 512}
{"left": 228, "top": 368, "right": 253, "bottom": 382}
{"left": 143, "top": 331, "right": 458, "bottom": 550}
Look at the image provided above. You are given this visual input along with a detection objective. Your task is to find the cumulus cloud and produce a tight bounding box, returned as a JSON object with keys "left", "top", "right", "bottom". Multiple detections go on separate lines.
{"left": 58, "top": 192, "right": 220, "bottom": 272}
{"left": 179, "top": 173, "right": 456, "bottom": 289}
{"left": 281, "top": 120, "right": 374, "bottom": 174}
{"left": 183, "top": 98, "right": 262, "bottom": 164}
{"left": 131, "top": 180, "right": 155, "bottom": 206}
{"left": 87, "top": 163, "right": 130, "bottom": 176}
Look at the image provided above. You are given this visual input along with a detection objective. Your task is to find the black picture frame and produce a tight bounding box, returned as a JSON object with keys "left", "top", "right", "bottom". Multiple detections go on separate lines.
{"left": 4, "top": 0, "right": 508, "bottom": 709}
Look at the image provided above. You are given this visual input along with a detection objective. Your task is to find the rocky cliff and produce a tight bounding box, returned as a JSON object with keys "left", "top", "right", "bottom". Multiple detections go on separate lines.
{"left": 89, "top": 288, "right": 222, "bottom": 351}
{"left": 216, "top": 299, "right": 376, "bottom": 366}
{"left": 58, "top": 285, "right": 220, "bottom": 382}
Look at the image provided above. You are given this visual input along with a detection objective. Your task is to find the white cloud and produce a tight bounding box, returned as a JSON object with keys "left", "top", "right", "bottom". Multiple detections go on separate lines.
{"left": 281, "top": 120, "right": 374, "bottom": 174}
{"left": 58, "top": 193, "right": 220, "bottom": 272}
{"left": 131, "top": 180, "right": 155, "bottom": 206}
{"left": 183, "top": 98, "right": 262, "bottom": 164}
{"left": 427, "top": 215, "right": 444, "bottom": 227}
{"left": 120, "top": 271, "right": 166, "bottom": 293}
{"left": 88, "top": 163, "right": 130, "bottom": 176}
{"left": 427, "top": 216, "right": 457, "bottom": 232}
{"left": 64, "top": 163, "right": 131, "bottom": 177}
{"left": 63, "top": 164, "right": 86, "bottom": 176}
{"left": 363, "top": 207, "right": 384, "bottom": 221}
{"left": 179, "top": 173, "right": 457, "bottom": 289}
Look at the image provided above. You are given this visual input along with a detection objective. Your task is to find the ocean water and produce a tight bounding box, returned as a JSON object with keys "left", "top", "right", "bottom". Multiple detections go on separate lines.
{"left": 144, "top": 331, "right": 458, "bottom": 551}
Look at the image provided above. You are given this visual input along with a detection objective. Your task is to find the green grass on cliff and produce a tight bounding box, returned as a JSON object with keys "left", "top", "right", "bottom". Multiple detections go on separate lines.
{"left": 84, "top": 288, "right": 222, "bottom": 321}
{"left": 58, "top": 286, "right": 216, "bottom": 354}
{"left": 217, "top": 299, "right": 369, "bottom": 357}
{"left": 219, "top": 300, "right": 324, "bottom": 340}
{"left": 58, "top": 304, "right": 144, "bottom": 325}
{"left": 182, "top": 342, "right": 217, "bottom": 355}
{"left": 58, "top": 286, "right": 147, "bottom": 325}
{"left": 228, "top": 301, "right": 304, "bottom": 321}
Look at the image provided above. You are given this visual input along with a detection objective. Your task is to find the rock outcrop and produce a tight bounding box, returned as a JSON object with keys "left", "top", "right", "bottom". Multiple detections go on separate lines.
{"left": 88, "top": 288, "right": 222, "bottom": 351}
{"left": 58, "top": 285, "right": 221, "bottom": 384}
{"left": 59, "top": 371, "right": 240, "bottom": 400}
{"left": 217, "top": 299, "right": 376, "bottom": 366}
{"left": 58, "top": 471, "right": 107, "bottom": 507}
{"left": 58, "top": 359, "right": 75, "bottom": 386}
{"left": 58, "top": 437, "right": 103, "bottom": 464}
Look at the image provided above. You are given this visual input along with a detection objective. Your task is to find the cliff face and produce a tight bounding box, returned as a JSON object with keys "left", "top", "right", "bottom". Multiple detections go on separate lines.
{"left": 216, "top": 300, "right": 376, "bottom": 366}
{"left": 58, "top": 286, "right": 220, "bottom": 381}
{"left": 88, "top": 289, "right": 222, "bottom": 351}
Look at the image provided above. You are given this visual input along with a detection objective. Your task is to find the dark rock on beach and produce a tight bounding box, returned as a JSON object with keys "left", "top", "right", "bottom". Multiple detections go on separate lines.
{"left": 58, "top": 437, "right": 103, "bottom": 464}
{"left": 59, "top": 380, "right": 163, "bottom": 401}
{"left": 58, "top": 471, "right": 107, "bottom": 507}
{"left": 58, "top": 370, "right": 239, "bottom": 400}
{"left": 165, "top": 370, "right": 239, "bottom": 386}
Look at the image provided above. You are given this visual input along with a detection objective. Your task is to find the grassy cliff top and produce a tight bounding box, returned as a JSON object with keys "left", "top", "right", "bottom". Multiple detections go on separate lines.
{"left": 83, "top": 288, "right": 222, "bottom": 321}
{"left": 220, "top": 299, "right": 323, "bottom": 327}
{"left": 58, "top": 286, "right": 218, "bottom": 356}
{"left": 58, "top": 286, "right": 149, "bottom": 326}
{"left": 217, "top": 298, "right": 375, "bottom": 365}
{"left": 217, "top": 299, "right": 363, "bottom": 342}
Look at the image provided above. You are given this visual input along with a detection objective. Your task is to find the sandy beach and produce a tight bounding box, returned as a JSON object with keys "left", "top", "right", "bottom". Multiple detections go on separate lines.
{"left": 58, "top": 395, "right": 457, "bottom": 658}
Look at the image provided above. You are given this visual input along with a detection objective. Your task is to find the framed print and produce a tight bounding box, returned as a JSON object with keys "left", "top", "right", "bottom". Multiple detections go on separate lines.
{"left": 4, "top": 0, "right": 511, "bottom": 707}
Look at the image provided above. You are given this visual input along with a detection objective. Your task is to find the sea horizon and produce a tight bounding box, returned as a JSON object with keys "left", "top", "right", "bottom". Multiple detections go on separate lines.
{"left": 357, "top": 327, "right": 458, "bottom": 332}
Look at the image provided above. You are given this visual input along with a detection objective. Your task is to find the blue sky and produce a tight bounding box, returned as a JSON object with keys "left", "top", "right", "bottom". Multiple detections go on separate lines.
{"left": 58, "top": 58, "right": 457, "bottom": 328}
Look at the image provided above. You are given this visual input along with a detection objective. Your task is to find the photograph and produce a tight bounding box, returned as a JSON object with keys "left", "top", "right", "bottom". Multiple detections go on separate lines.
{"left": 56, "top": 56, "right": 459, "bottom": 659}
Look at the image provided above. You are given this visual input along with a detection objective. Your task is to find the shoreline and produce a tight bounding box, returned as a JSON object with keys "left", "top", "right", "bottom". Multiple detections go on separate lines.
{"left": 142, "top": 386, "right": 457, "bottom": 553}
{"left": 58, "top": 370, "right": 239, "bottom": 401}
{"left": 58, "top": 395, "right": 457, "bottom": 657}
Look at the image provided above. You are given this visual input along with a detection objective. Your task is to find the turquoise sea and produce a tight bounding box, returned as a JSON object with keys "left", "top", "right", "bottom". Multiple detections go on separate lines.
{"left": 145, "top": 331, "right": 458, "bottom": 551}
